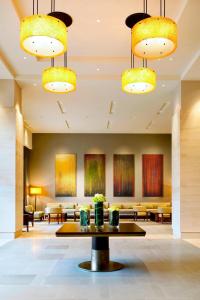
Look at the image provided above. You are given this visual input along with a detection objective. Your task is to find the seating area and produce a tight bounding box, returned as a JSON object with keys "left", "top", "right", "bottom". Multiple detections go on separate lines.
{"left": 25, "top": 202, "right": 171, "bottom": 222}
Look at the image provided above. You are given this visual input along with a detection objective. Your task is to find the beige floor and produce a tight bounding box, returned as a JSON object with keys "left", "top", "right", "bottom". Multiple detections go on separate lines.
{"left": 0, "top": 221, "right": 200, "bottom": 300}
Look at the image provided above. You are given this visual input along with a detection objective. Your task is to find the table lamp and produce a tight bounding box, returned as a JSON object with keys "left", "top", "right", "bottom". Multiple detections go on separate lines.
{"left": 29, "top": 186, "right": 42, "bottom": 211}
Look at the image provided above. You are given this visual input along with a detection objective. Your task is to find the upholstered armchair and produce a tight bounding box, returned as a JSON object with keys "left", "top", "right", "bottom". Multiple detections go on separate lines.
{"left": 157, "top": 207, "right": 172, "bottom": 223}
{"left": 25, "top": 204, "right": 44, "bottom": 221}
{"left": 133, "top": 206, "right": 148, "bottom": 221}
{"left": 45, "top": 207, "right": 63, "bottom": 224}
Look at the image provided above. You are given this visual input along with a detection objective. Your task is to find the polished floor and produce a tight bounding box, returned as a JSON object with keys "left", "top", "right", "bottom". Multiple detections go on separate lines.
{"left": 0, "top": 222, "right": 200, "bottom": 300}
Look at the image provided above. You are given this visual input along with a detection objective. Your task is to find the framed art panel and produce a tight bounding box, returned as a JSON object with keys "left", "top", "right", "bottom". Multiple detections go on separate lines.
{"left": 114, "top": 154, "right": 135, "bottom": 197}
{"left": 55, "top": 154, "right": 76, "bottom": 197}
{"left": 142, "top": 154, "right": 163, "bottom": 197}
{"left": 84, "top": 154, "right": 105, "bottom": 196}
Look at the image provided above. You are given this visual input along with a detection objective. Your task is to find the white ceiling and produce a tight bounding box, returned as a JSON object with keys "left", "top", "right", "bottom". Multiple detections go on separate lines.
{"left": 0, "top": 0, "right": 199, "bottom": 133}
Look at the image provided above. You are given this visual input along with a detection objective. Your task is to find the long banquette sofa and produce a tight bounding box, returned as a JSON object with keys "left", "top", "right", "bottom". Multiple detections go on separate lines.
{"left": 44, "top": 202, "right": 172, "bottom": 222}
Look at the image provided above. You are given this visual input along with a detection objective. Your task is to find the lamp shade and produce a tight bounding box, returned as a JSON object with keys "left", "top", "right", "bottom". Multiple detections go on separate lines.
{"left": 42, "top": 66, "right": 76, "bottom": 93}
{"left": 20, "top": 14, "right": 67, "bottom": 58}
{"left": 122, "top": 67, "right": 156, "bottom": 94}
{"left": 132, "top": 16, "right": 177, "bottom": 59}
{"left": 29, "top": 187, "right": 42, "bottom": 195}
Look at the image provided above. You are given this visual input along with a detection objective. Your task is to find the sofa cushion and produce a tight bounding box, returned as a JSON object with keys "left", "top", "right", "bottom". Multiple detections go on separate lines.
{"left": 137, "top": 212, "right": 147, "bottom": 217}
{"left": 46, "top": 203, "right": 61, "bottom": 208}
{"left": 62, "top": 208, "right": 76, "bottom": 214}
{"left": 121, "top": 203, "right": 134, "bottom": 209}
{"left": 61, "top": 203, "right": 75, "bottom": 209}
{"left": 140, "top": 203, "right": 154, "bottom": 209}
{"left": 110, "top": 203, "right": 122, "bottom": 209}
{"left": 25, "top": 205, "right": 34, "bottom": 213}
{"left": 157, "top": 207, "right": 172, "bottom": 214}
{"left": 133, "top": 206, "right": 147, "bottom": 212}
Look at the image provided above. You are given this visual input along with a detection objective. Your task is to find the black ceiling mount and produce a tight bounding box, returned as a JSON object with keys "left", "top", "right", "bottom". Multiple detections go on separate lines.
{"left": 48, "top": 11, "right": 73, "bottom": 27}
{"left": 125, "top": 13, "right": 151, "bottom": 28}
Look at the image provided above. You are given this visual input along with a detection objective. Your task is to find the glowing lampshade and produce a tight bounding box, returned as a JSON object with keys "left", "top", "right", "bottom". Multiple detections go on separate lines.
{"left": 122, "top": 67, "right": 156, "bottom": 94}
{"left": 42, "top": 66, "right": 76, "bottom": 93}
{"left": 20, "top": 14, "right": 67, "bottom": 58}
{"left": 29, "top": 186, "right": 42, "bottom": 195}
{"left": 132, "top": 16, "right": 177, "bottom": 59}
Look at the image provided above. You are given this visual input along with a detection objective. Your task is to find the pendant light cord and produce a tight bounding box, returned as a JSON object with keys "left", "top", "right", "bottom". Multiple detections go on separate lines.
{"left": 144, "top": 0, "right": 147, "bottom": 13}
{"left": 50, "top": 0, "right": 55, "bottom": 67}
{"left": 64, "top": 52, "right": 67, "bottom": 68}
{"left": 164, "top": 0, "right": 166, "bottom": 17}
{"left": 51, "top": 0, "right": 55, "bottom": 12}
{"left": 160, "top": 0, "right": 166, "bottom": 17}
{"left": 33, "top": 0, "right": 39, "bottom": 14}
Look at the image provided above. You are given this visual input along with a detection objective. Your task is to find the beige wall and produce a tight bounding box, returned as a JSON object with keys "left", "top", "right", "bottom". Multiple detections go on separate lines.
{"left": 29, "top": 133, "right": 171, "bottom": 209}
{"left": 180, "top": 81, "right": 200, "bottom": 236}
{"left": 0, "top": 80, "right": 24, "bottom": 238}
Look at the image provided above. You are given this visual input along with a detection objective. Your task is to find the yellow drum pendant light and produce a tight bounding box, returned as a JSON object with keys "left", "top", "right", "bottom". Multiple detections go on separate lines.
{"left": 132, "top": 16, "right": 177, "bottom": 59}
{"left": 20, "top": 14, "right": 67, "bottom": 58}
{"left": 42, "top": 66, "right": 76, "bottom": 94}
{"left": 128, "top": 0, "right": 177, "bottom": 60}
{"left": 122, "top": 67, "right": 156, "bottom": 94}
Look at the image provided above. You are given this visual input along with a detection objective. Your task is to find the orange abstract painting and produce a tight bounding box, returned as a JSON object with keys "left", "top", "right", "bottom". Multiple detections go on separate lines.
{"left": 55, "top": 154, "right": 76, "bottom": 196}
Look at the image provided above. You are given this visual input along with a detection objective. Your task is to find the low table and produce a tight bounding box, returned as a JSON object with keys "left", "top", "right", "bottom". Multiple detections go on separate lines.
{"left": 56, "top": 223, "right": 146, "bottom": 272}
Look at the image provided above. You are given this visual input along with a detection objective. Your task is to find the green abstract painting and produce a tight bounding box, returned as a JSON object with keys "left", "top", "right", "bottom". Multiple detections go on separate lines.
{"left": 84, "top": 154, "right": 105, "bottom": 196}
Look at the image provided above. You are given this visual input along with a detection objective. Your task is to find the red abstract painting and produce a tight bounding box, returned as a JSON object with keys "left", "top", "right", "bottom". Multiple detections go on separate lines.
{"left": 142, "top": 154, "right": 163, "bottom": 197}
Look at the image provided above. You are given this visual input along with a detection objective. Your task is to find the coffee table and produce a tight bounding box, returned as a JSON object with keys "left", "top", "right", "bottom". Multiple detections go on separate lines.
{"left": 56, "top": 222, "right": 146, "bottom": 272}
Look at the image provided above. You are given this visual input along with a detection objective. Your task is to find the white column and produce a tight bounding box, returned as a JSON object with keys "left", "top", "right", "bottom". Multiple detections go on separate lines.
{"left": 172, "top": 88, "right": 181, "bottom": 238}
{"left": 0, "top": 80, "right": 24, "bottom": 239}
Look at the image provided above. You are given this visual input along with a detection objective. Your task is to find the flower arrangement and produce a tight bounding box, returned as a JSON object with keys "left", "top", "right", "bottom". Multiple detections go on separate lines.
{"left": 79, "top": 205, "right": 90, "bottom": 212}
{"left": 92, "top": 193, "right": 106, "bottom": 203}
{"left": 109, "top": 206, "right": 119, "bottom": 212}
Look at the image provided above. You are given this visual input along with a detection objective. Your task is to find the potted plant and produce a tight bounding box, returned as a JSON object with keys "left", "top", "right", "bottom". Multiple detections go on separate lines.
{"left": 109, "top": 206, "right": 120, "bottom": 227}
{"left": 80, "top": 206, "right": 90, "bottom": 227}
{"left": 92, "top": 193, "right": 106, "bottom": 229}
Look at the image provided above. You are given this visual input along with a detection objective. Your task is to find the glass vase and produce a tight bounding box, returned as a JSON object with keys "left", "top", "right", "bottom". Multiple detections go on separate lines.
{"left": 80, "top": 210, "right": 90, "bottom": 227}
{"left": 109, "top": 210, "right": 119, "bottom": 227}
{"left": 94, "top": 202, "right": 104, "bottom": 229}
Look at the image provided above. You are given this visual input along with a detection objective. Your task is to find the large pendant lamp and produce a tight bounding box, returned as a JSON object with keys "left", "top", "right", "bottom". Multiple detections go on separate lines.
{"left": 122, "top": 11, "right": 156, "bottom": 94}
{"left": 20, "top": 0, "right": 71, "bottom": 58}
{"left": 131, "top": 0, "right": 177, "bottom": 59}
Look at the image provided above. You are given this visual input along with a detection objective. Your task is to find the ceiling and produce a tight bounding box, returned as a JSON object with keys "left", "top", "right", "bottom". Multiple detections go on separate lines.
{"left": 0, "top": 0, "right": 199, "bottom": 133}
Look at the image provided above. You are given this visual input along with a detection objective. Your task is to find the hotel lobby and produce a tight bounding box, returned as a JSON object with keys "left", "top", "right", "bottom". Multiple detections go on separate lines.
{"left": 0, "top": 0, "right": 200, "bottom": 299}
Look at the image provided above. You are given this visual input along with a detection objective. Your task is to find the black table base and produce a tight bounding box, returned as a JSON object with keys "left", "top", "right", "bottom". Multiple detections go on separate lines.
{"left": 78, "top": 236, "right": 124, "bottom": 272}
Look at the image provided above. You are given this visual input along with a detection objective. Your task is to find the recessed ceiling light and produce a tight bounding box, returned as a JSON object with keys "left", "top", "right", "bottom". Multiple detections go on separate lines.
{"left": 96, "top": 19, "right": 101, "bottom": 23}
{"left": 96, "top": 67, "right": 100, "bottom": 71}
{"left": 161, "top": 83, "right": 166, "bottom": 88}
{"left": 169, "top": 57, "right": 173, "bottom": 61}
{"left": 23, "top": 56, "right": 27, "bottom": 60}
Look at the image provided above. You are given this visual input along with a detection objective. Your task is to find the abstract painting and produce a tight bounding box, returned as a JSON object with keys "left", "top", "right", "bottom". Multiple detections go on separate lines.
{"left": 55, "top": 154, "right": 76, "bottom": 197}
{"left": 113, "top": 154, "right": 135, "bottom": 197}
{"left": 84, "top": 154, "right": 105, "bottom": 196}
{"left": 142, "top": 154, "right": 163, "bottom": 197}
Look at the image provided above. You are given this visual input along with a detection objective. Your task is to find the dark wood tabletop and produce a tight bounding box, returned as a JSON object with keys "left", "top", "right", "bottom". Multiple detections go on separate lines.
{"left": 56, "top": 222, "right": 146, "bottom": 237}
